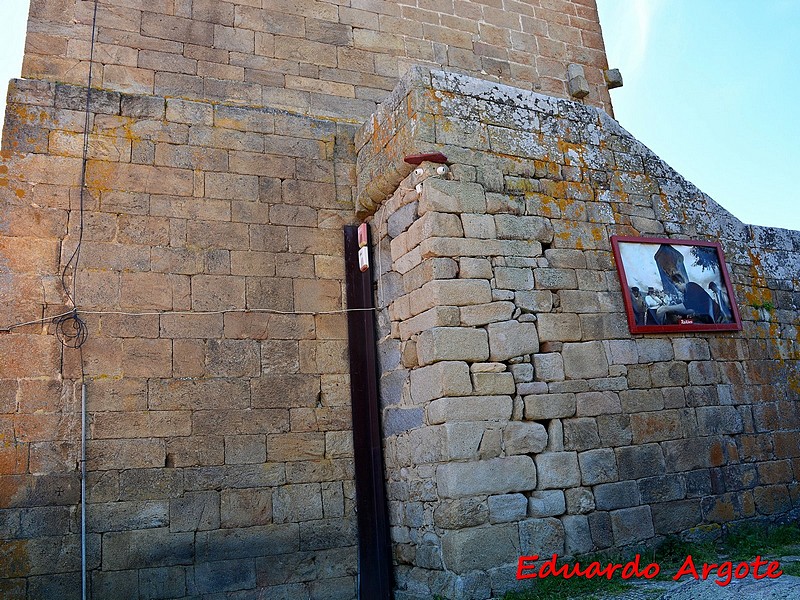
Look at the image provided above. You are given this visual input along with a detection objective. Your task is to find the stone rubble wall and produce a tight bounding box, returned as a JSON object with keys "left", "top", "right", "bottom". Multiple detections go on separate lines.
{"left": 0, "top": 78, "right": 359, "bottom": 599}
{"left": 361, "top": 68, "right": 800, "bottom": 600}
{"left": 22, "top": 0, "right": 612, "bottom": 120}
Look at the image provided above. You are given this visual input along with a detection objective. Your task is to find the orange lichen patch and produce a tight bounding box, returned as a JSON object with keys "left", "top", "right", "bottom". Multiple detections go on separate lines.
{"left": 14, "top": 189, "right": 25, "bottom": 199}
{"left": 0, "top": 165, "right": 8, "bottom": 174}
{"left": 0, "top": 178, "right": 8, "bottom": 187}
{"left": 557, "top": 140, "right": 585, "bottom": 167}
{"left": 742, "top": 250, "right": 774, "bottom": 309}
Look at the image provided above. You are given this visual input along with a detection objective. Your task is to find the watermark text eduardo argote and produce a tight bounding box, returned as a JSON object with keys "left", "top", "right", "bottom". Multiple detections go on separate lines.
{"left": 516, "top": 554, "right": 783, "bottom": 587}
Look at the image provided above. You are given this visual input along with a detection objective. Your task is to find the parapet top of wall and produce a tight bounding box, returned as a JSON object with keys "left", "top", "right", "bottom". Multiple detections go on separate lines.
{"left": 355, "top": 66, "right": 800, "bottom": 309}
{"left": 22, "top": 0, "right": 612, "bottom": 121}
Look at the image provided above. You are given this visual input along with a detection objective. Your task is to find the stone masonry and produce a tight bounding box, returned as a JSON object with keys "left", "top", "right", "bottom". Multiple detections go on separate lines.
{"left": 1, "top": 78, "right": 360, "bottom": 599}
{"left": 20, "top": 0, "right": 613, "bottom": 121}
{"left": 363, "top": 68, "right": 800, "bottom": 599}
{"left": 1, "top": 1, "right": 799, "bottom": 600}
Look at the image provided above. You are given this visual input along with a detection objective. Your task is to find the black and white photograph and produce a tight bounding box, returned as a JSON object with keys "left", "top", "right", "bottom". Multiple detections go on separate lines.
{"left": 611, "top": 236, "right": 742, "bottom": 334}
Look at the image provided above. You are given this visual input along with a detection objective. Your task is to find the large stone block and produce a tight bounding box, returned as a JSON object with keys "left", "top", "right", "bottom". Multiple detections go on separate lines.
{"left": 562, "top": 418, "right": 600, "bottom": 451}
{"left": 562, "top": 514, "right": 593, "bottom": 555}
{"left": 615, "top": 444, "right": 666, "bottom": 480}
{"left": 562, "top": 341, "right": 608, "bottom": 379}
{"left": 399, "top": 306, "right": 461, "bottom": 339}
{"left": 428, "top": 395, "right": 513, "bottom": 425}
{"left": 696, "top": 406, "right": 743, "bottom": 435}
{"left": 472, "top": 371, "right": 516, "bottom": 395}
{"left": 534, "top": 452, "right": 580, "bottom": 489}
{"left": 528, "top": 490, "right": 566, "bottom": 518}
{"left": 441, "top": 524, "right": 520, "bottom": 574}
{"left": 436, "top": 456, "right": 536, "bottom": 498}
{"left": 495, "top": 267, "right": 534, "bottom": 290}
{"left": 417, "top": 327, "right": 490, "bottom": 365}
{"left": 630, "top": 410, "right": 683, "bottom": 444}
{"left": 272, "top": 483, "right": 323, "bottom": 523}
{"left": 442, "top": 422, "right": 487, "bottom": 460}
{"left": 578, "top": 448, "right": 618, "bottom": 486}
{"left": 651, "top": 499, "right": 703, "bottom": 534}
{"left": 410, "top": 361, "right": 472, "bottom": 404}
{"left": 434, "top": 498, "right": 489, "bottom": 529}
{"left": 532, "top": 353, "right": 565, "bottom": 382}
{"left": 103, "top": 528, "right": 194, "bottom": 570}
{"left": 419, "top": 178, "right": 487, "bottom": 215}
{"left": 503, "top": 422, "right": 547, "bottom": 455}
{"left": 495, "top": 214, "right": 554, "bottom": 242}
{"left": 523, "top": 393, "right": 576, "bottom": 420}
{"left": 535, "top": 314, "right": 582, "bottom": 343}
{"left": 519, "top": 517, "right": 565, "bottom": 556}
{"left": 488, "top": 493, "right": 528, "bottom": 524}
{"left": 487, "top": 320, "right": 539, "bottom": 361}
{"left": 460, "top": 301, "right": 516, "bottom": 327}
{"left": 594, "top": 481, "right": 640, "bottom": 511}
{"left": 576, "top": 391, "right": 621, "bottom": 416}
{"left": 610, "top": 506, "right": 654, "bottom": 545}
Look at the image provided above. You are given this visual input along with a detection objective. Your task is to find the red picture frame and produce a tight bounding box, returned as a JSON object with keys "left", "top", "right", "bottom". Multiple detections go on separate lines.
{"left": 610, "top": 236, "right": 742, "bottom": 334}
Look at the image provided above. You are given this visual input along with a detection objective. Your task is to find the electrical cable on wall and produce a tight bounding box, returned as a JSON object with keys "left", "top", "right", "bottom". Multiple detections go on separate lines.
{"left": 70, "top": 2, "right": 100, "bottom": 599}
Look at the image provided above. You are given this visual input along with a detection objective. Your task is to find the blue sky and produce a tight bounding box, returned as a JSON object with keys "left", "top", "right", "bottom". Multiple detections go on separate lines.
{"left": 596, "top": 0, "right": 800, "bottom": 232}
{"left": 1, "top": 1, "right": 798, "bottom": 231}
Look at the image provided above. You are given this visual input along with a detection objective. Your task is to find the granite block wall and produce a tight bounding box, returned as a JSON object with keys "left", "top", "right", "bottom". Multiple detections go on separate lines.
{"left": 1, "top": 78, "right": 359, "bottom": 599}
{"left": 361, "top": 68, "right": 800, "bottom": 599}
{"left": 21, "top": 0, "right": 612, "bottom": 120}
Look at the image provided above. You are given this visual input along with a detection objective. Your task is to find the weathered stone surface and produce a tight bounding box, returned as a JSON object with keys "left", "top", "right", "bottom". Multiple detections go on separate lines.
{"left": 434, "top": 498, "right": 489, "bottom": 529}
{"left": 495, "top": 215, "right": 553, "bottom": 242}
{"left": 535, "top": 314, "right": 582, "bottom": 343}
{"left": 503, "top": 422, "right": 547, "bottom": 455}
{"left": 594, "top": 481, "right": 640, "bottom": 511}
{"left": 562, "top": 341, "right": 609, "bottom": 379}
{"left": 441, "top": 524, "right": 520, "bottom": 574}
{"left": 615, "top": 444, "right": 666, "bottom": 481}
{"left": 460, "top": 302, "right": 515, "bottom": 326}
{"left": 576, "top": 391, "right": 621, "bottom": 416}
{"left": 487, "top": 320, "right": 539, "bottom": 361}
{"left": 562, "top": 514, "right": 593, "bottom": 555}
{"left": 495, "top": 267, "right": 534, "bottom": 290}
{"left": 563, "top": 418, "right": 600, "bottom": 451}
{"left": 565, "top": 487, "right": 596, "bottom": 515}
{"left": 533, "top": 353, "right": 565, "bottom": 382}
{"left": 523, "top": 393, "right": 576, "bottom": 420}
{"left": 472, "top": 371, "right": 516, "bottom": 395}
{"left": 519, "top": 517, "right": 565, "bottom": 556}
{"left": 417, "top": 327, "right": 490, "bottom": 365}
{"left": 428, "top": 395, "right": 513, "bottom": 425}
{"left": 410, "top": 361, "right": 472, "bottom": 404}
{"left": 578, "top": 448, "right": 618, "bottom": 486}
{"left": 420, "top": 178, "right": 487, "bottom": 215}
{"left": 460, "top": 257, "right": 493, "bottom": 279}
{"left": 488, "top": 494, "right": 528, "bottom": 524}
{"left": 610, "top": 506, "right": 654, "bottom": 545}
{"left": 534, "top": 452, "right": 580, "bottom": 489}
{"left": 696, "top": 406, "right": 743, "bottom": 435}
{"left": 528, "top": 490, "right": 566, "bottom": 518}
{"left": 436, "top": 456, "right": 536, "bottom": 498}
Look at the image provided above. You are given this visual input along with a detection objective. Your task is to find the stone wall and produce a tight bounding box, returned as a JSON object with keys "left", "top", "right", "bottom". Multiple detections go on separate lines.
{"left": 4, "top": 1, "right": 799, "bottom": 599}
{"left": 0, "top": 78, "right": 359, "bottom": 598}
{"left": 23, "top": 0, "right": 612, "bottom": 120}
{"left": 361, "top": 68, "right": 800, "bottom": 600}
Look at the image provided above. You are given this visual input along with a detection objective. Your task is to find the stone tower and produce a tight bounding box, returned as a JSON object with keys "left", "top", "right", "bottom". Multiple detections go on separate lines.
{"left": 1, "top": 1, "right": 799, "bottom": 599}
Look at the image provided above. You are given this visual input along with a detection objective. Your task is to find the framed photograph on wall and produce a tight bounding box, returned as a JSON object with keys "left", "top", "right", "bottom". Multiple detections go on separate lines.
{"left": 610, "top": 236, "right": 742, "bottom": 334}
